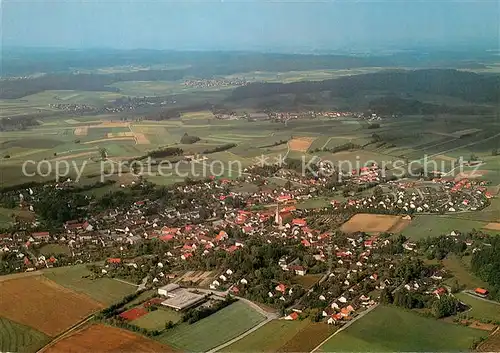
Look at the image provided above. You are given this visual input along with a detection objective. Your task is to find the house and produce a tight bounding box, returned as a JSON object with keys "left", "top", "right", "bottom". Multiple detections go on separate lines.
{"left": 292, "top": 219, "right": 307, "bottom": 227}
{"left": 433, "top": 287, "right": 447, "bottom": 298}
{"left": 181, "top": 252, "right": 193, "bottom": 260}
{"left": 107, "top": 258, "right": 121, "bottom": 264}
{"left": 474, "top": 288, "right": 489, "bottom": 297}
{"left": 275, "top": 283, "right": 286, "bottom": 293}
{"left": 328, "top": 313, "right": 343, "bottom": 324}
{"left": 289, "top": 265, "right": 307, "bottom": 276}
{"left": 284, "top": 312, "right": 299, "bottom": 321}
{"left": 31, "top": 232, "right": 50, "bottom": 240}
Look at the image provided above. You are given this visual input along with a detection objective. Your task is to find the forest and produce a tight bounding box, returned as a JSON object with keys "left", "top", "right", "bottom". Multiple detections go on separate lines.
{"left": 229, "top": 69, "right": 500, "bottom": 104}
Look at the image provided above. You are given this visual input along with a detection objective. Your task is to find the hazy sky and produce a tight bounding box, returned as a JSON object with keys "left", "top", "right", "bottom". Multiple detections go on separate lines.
{"left": 2, "top": 0, "right": 499, "bottom": 51}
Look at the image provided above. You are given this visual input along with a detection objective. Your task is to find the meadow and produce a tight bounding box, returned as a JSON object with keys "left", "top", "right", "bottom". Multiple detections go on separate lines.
{"left": 133, "top": 309, "right": 182, "bottom": 331}
{"left": 455, "top": 293, "right": 500, "bottom": 322}
{"left": 220, "top": 319, "right": 310, "bottom": 352}
{"left": 442, "top": 255, "right": 489, "bottom": 290}
{"left": 402, "top": 215, "right": 488, "bottom": 240}
{"left": 156, "top": 301, "right": 265, "bottom": 352}
{"left": 43, "top": 265, "right": 137, "bottom": 305}
{"left": 0, "top": 317, "right": 50, "bottom": 353}
{"left": 319, "top": 305, "right": 486, "bottom": 352}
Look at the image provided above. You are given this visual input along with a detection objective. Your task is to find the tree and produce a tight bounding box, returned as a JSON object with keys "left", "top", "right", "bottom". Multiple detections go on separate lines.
{"left": 432, "top": 295, "right": 459, "bottom": 318}
{"left": 99, "top": 147, "right": 108, "bottom": 160}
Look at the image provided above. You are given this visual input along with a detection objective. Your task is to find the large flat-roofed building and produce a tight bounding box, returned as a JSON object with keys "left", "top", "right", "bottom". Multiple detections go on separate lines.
{"left": 159, "top": 285, "right": 206, "bottom": 311}
{"left": 158, "top": 283, "right": 180, "bottom": 297}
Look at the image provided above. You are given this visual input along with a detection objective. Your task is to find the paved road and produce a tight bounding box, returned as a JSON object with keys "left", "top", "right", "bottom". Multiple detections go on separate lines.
{"left": 310, "top": 304, "right": 379, "bottom": 353}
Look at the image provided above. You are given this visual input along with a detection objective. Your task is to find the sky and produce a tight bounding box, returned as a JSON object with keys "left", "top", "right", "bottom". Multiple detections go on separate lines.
{"left": 2, "top": 0, "right": 499, "bottom": 52}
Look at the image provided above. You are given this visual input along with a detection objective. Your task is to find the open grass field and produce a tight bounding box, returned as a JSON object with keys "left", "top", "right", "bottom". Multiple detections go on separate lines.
{"left": 0, "top": 207, "right": 35, "bottom": 227}
{"left": 43, "top": 265, "right": 137, "bottom": 305}
{"left": 42, "top": 324, "right": 175, "bottom": 353}
{"left": 39, "top": 243, "right": 72, "bottom": 256}
{"left": 220, "top": 319, "right": 310, "bottom": 352}
{"left": 340, "top": 214, "right": 410, "bottom": 234}
{"left": 293, "top": 274, "right": 323, "bottom": 289}
{"left": 442, "top": 255, "right": 489, "bottom": 290}
{"left": 0, "top": 317, "right": 50, "bottom": 353}
{"left": 133, "top": 309, "right": 182, "bottom": 331}
{"left": 319, "top": 305, "right": 486, "bottom": 352}
{"left": 455, "top": 293, "right": 500, "bottom": 322}
{"left": 157, "top": 300, "right": 265, "bottom": 352}
{"left": 0, "top": 275, "right": 102, "bottom": 336}
{"left": 402, "top": 215, "right": 487, "bottom": 240}
{"left": 278, "top": 321, "right": 336, "bottom": 352}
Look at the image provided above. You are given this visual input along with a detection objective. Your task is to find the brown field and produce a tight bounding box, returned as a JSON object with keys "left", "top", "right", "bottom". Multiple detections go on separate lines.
{"left": 483, "top": 222, "right": 500, "bottom": 231}
{"left": 134, "top": 132, "right": 151, "bottom": 145}
{"left": 340, "top": 213, "right": 410, "bottom": 234}
{"left": 74, "top": 127, "right": 88, "bottom": 136}
{"left": 51, "top": 151, "right": 95, "bottom": 161}
{"left": 278, "top": 322, "right": 336, "bottom": 352}
{"left": 434, "top": 154, "right": 457, "bottom": 162}
{"left": 289, "top": 137, "right": 316, "bottom": 152}
{"left": 107, "top": 132, "right": 135, "bottom": 138}
{"left": 455, "top": 170, "right": 488, "bottom": 181}
{"left": 0, "top": 276, "right": 102, "bottom": 336}
{"left": 477, "top": 329, "right": 500, "bottom": 352}
{"left": 388, "top": 218, "right": 412, "bottom": 233}
{"left": 88, "top": 122, "right": 130, "bottom": 128}
{"left": 83, "top": 137, "right": 136, "bottom": 145}
{"left": 177, "top": 270, "right": 214, "bottom": 286}
{"left": 43, "top": 324, "right": 174, "bottom": 353}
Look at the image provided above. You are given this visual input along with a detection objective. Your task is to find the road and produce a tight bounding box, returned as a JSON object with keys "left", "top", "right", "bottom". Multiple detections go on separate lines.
{"left": 310, "top": 304, "right": 379, "bottom": 353}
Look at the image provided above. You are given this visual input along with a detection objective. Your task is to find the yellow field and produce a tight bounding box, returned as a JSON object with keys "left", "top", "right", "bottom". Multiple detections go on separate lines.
{"left": 341, "top": 214, "right": 411, "bottom": 234}
{"left": 74, "top": 127, "right": 88, "bottom": 136}
{"left": 289, "top": 137, "right": 316, "bottom": 152}
{"left": 107, "top": 132, "right": 135, "bottom": 138}
{"left": 83, "top": 137, "right": 136, "bottom": 144}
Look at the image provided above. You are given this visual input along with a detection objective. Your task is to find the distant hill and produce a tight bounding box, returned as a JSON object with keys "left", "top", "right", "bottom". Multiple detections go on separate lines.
{"left": 229, "top": 69, "right": 500, "bottom": 104}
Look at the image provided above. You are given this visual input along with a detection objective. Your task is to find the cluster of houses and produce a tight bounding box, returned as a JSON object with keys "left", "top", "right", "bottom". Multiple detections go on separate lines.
{"left": 183, "top": 78, "right": 247, "bottom": 89}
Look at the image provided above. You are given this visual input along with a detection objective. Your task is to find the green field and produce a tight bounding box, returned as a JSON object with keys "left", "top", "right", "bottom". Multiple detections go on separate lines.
{"left": 455, "top": 293, "right": 500, "bottom": 322}
{"left": 442, "top": 255, "right": 489, "bottom": 290}
{"left": 402, "top": 215, "right": 487, "bottom": 240}
{"left": 157, "top": 301, "right": 265, "bottom": 352}
{"left": 43, "top": 264, "right": 137, "bottom": 305}
{"left": 220, "top": 319, "right": 309, "bottom": 352}
{"left": 133, "top": 308, "right": 182, "bottom": 331}
{"left": 319, "top": 305, "right": 486, "bottom": 352}
{"left": 38, "top": 243, "right": 71, "bottom": 256}
{"left": 0, "top": 317, "right": 50, "bottom": 353}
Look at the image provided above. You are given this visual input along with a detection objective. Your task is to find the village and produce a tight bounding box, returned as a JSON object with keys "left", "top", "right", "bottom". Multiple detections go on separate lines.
{"left": 0, "top": 156, "right": 495, "bottom": 335}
